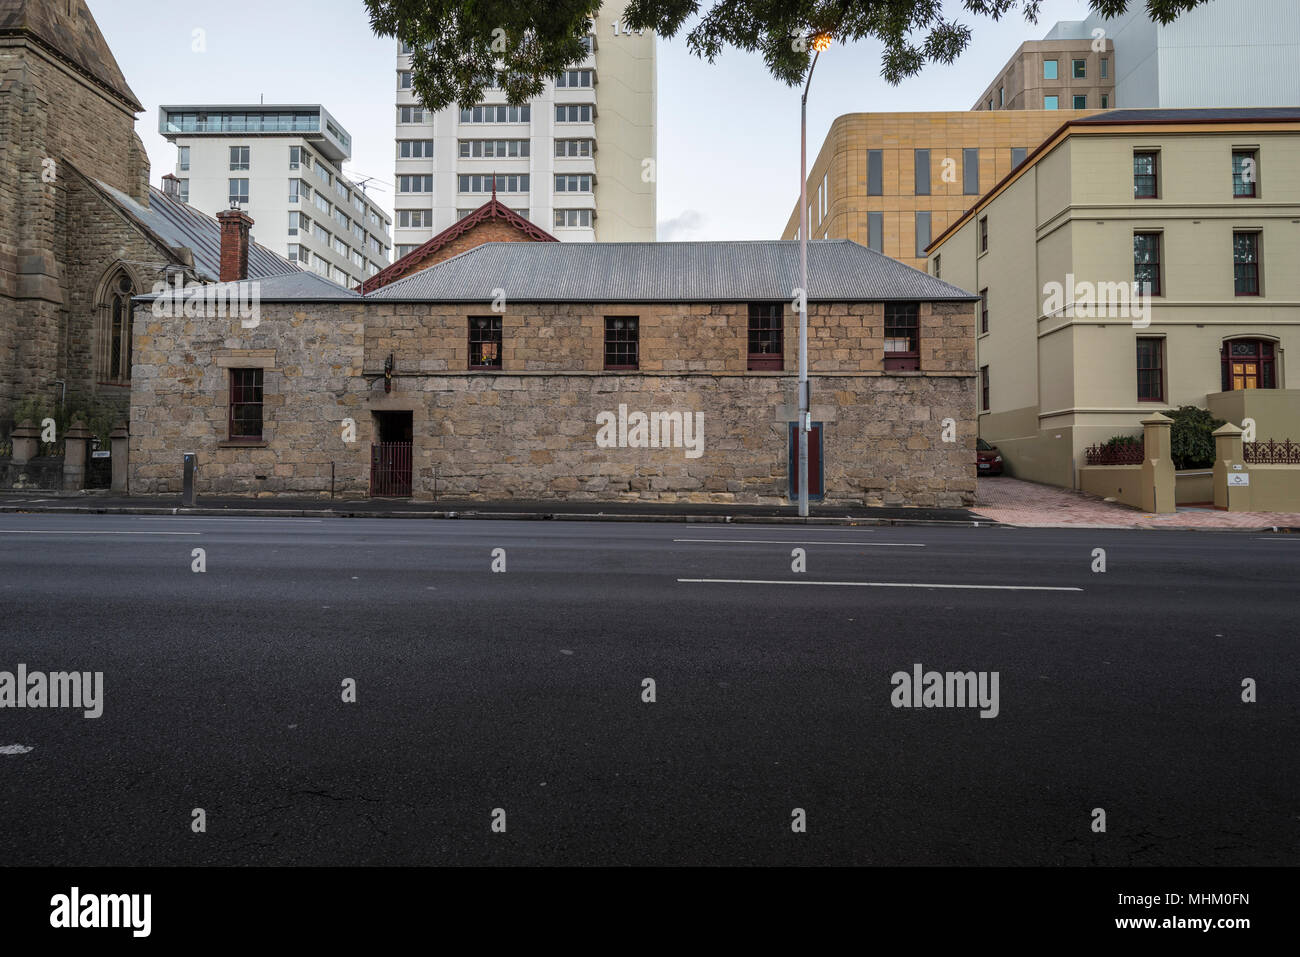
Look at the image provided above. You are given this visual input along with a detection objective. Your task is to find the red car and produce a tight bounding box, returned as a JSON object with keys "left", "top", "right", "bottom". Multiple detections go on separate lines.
{"left": 977, "top": 438, "right": 1003, "bottom": 476}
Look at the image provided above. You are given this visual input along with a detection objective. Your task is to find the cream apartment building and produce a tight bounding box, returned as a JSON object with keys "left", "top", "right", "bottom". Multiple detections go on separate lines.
{"left": 160, "top": 105, "right": 392, "bottom": 289}
{"left": 928, "top": 108, "right": 1300, "bottom": 489}
{"left": 392, "top": 0, "right": 655, "bottom": 253}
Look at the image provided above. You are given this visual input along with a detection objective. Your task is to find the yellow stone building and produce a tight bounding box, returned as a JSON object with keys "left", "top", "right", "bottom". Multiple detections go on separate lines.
{"left": 781, "top": 110, "right": 1092, "bottom": 271}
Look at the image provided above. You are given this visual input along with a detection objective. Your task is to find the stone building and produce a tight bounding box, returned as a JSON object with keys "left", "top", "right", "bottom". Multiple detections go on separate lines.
{"left": 131, "top": 240, "right": 979, "bottom": 507}
{"left": 0, "top": 0, "right": 296, "bottom": 437}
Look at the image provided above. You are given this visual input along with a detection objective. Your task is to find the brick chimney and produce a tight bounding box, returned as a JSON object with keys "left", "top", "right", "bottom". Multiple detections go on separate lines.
{"left": 160, "top": 173, "right": 181, "bottom": 200}
{"left": 216, "top": 208, "right": 254, "bottom": 282}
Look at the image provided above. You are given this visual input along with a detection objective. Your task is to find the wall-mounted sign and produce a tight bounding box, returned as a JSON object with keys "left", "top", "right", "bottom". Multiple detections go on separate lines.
{"left": 91, "top": 450, "right": 111, "bottom": 459}
{"left": 1232, "top": 464, "right": 1243, "bottom": 471}
{"left": 1227, "top": 473, "right": 1250, "bottom": 486}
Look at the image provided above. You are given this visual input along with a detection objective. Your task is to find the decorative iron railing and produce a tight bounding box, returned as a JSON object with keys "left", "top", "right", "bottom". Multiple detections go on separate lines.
{"left": 1085, "top": 441, "right": 1144, "bottom": 466}
{"left": 1244, "top": 439, "right": 1300, "bottom": 465}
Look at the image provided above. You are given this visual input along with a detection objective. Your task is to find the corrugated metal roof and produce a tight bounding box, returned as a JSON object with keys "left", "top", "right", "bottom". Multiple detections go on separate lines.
{"left": 136, "top": 270, "right": 362, "bottom": 305}
{"left": 1076, "top": 107, "right": 1300, "bottom": 123}
{"left": 365, "top": 240, "right": 978, "bottom": 302}
{"left": 95, "top": 180, "right": 299, "bottom": 282}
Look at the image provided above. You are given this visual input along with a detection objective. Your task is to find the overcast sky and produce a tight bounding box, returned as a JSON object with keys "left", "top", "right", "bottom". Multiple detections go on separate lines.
{"left": 89, "top": 0, "right": 1097, "bottom": 241}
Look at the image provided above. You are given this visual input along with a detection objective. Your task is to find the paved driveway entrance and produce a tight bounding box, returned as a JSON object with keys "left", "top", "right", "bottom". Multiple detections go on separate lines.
{"left": 973, "top": 476, "right": 1300, "bottom": 529}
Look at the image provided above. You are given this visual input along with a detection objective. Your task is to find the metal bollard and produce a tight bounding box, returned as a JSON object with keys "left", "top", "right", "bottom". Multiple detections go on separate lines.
{"left": 182, "top": 452, "right": 197, "bottom": 507}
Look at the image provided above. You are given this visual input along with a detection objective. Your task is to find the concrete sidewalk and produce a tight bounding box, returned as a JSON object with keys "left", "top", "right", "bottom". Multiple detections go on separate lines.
{"left": 973, "top": 476, "right": 1300, "bottom": 530}
{"left": 4, "top": 481, "right": 1296, "bottom": 530}
{"left": 0, "top": 489, "right": 982, "bottom": 527}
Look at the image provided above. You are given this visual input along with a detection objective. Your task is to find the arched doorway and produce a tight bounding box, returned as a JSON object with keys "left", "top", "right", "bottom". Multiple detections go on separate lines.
{"left": 1220, "top": 339, "right": 1277, "bottom": 391}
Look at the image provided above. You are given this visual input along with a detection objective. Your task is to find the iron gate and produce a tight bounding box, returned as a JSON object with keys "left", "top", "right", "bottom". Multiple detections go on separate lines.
{"left": 370, "top": 441, "right": 412, "bottom": 497}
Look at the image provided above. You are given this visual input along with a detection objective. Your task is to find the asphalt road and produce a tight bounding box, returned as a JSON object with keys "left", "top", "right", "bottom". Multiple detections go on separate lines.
{"left": 1, "top": 514, "right": 1296, "bottom": 866}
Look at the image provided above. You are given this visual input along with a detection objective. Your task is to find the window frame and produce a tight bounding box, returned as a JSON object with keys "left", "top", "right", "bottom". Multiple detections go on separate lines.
{"left": 979, "top": 288, "right": 989, "bottom": 335}
{"left": 1233, "top": 230, "right": 1261, "bottom": 296}
{"left": 980, "top": 365, "right": 990, "bottom": 412}
{"left": 883, "top": 302, "right": 921, "bottom": 372}
{"left": 1134, "top": 231, "right": 1163, "bottom": 297}
{"left": 747, "top": 303, "right": 784, "bottom": 371}
{"left": 978, "top": 216, "right": 989, "bottom": 254}
{"left": 468, "top": 316, "right": 504, "bottom": 370}
{"left": 1133, "top": 151, "right": 1159, "bottom": 199}
{"left": 1072, "top": 58, "right": 1087, "bottom": 79}
{"left": 1232, "top": 149, "right": 1259, "bottom": 198}
{"left": 229, "top": 145, "right": 249, "bottom": 171}
{"left": 1136, "top": 337, "right": 1165, "bottom": 402}
{"left": 227, "top": 368, "right": 264, "bottom": 442}
{"left": 603, "top": 316, "right": 640, "bottom": 371}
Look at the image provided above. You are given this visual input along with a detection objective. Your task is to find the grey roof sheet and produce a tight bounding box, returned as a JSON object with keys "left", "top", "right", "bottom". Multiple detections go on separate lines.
{"left": 137, "top": 270, "right": 362, "bottom": 305}
{"left": 366, "top": 240, "right": 977, "bottom": 302}
{"left": 95, "top": 180, "right": 299, "bottom": 283}
{"left": 1077, "top": 107, "right": 1300, "bottom": 123}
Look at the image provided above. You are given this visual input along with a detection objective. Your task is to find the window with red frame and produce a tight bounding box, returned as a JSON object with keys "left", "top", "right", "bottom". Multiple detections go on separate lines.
{"left": 747, "top": 303, "right": 783, "bottom": 370}
{"left": 1233, "top": 231, "right": 1260, "bottom": 296}
{"left": 1221, "top": 339, "right": 1276, "bottom": 391}
{"left": 1136, "top": 337, "right": 1164, "bottom": 401}
{"left": 884, "top": 302, "right": 920, "bottom": 371}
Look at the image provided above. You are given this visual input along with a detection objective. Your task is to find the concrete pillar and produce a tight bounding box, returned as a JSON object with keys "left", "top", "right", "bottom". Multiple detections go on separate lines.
{"left": 63, "top": 419, "right": 90, "bottom": 492}
{"left": 9, "top": 420, "right": 39, "bottom": 465}
{"left": 1140, "top": 413, "right": 1175, "bottom": 514}
{"left": 110, "top": 423, "right": 129, "bottom": 492}
{"left": 1212, "top": 423, "right": 1250, "bottom": 511}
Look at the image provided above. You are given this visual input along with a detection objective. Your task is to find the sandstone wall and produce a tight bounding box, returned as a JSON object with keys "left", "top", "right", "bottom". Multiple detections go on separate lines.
{"left": 129, "top": 299, "right": 977, "bottom": 506}
{"left": 0, "top": 37, "right": 144, "bottom": 430}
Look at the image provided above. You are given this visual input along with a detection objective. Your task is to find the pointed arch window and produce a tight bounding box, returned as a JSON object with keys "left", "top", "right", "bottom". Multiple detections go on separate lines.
{"left": 98, "top": 272, "right": 135, "bottom": 383}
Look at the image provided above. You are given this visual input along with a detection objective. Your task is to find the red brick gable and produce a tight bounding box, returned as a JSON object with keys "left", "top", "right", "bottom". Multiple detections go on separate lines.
{"left": 361, "top": 198, "right": 557, "bottom": 294}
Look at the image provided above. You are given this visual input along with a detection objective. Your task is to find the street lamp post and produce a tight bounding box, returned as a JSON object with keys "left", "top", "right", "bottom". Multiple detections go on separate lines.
{"left": 798, "top": 33, "right": 831, "bottom": 518}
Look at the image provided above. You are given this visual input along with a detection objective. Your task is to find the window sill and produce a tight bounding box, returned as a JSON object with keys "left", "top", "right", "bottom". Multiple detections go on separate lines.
{"left": 218, "top": 440, "right": 268, "bottom": 449}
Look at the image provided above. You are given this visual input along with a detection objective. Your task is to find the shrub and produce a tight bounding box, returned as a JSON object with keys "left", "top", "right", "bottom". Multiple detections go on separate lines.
{"left": 1168, "top": 405, "right": 1225, "bottom": 470}
{"left": 1103, "top": 434, "right": 1141, "bottom": 448}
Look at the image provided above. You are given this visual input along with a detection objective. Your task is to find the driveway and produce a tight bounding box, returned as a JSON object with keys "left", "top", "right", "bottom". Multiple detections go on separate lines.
{"left": 973, "top": 475, "right": 1300, "bottom": 530}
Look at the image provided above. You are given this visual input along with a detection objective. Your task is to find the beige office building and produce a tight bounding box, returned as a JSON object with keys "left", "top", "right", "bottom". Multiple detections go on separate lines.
{"left": 781, "top": 110, "right": 1091, "bottom": 271}
{"left": 971, "top": 26, "right": 1115, "bottom": 113}
{"left": 927, "top": 108, "right": 1300, "bottom": 489}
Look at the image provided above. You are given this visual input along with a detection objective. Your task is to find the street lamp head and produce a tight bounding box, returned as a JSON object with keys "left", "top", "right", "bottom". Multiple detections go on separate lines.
{"left": 811, "top": 32, "right": 832, "bottom": 52}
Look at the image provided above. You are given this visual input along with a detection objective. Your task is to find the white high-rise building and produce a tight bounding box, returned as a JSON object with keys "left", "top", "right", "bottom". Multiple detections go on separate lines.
{"left": 159, "top": 105, "right": 393, "bottom": 289}
{"left": 1051, "top": 0, "right": 1300, "bottom": 109}
{"left": 392, "top": 2, "right": 656, "bottom": 256}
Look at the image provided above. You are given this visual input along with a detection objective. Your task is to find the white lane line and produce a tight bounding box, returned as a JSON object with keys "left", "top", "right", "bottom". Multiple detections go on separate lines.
{"left": 0, "top": 530, "right": 200, "bottom": 536}
{"left": 678, "top": 578, "right": 1082, "bottom": 592}
{"left": 0, "top": 744, "right": 34, "bottom": 755}
{"left": 131, "top": 517, "right": 324, "bottom": 523}
{"left": 674, "top": 539, "right": 924, "bottom": 547}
